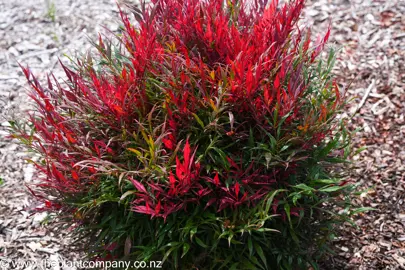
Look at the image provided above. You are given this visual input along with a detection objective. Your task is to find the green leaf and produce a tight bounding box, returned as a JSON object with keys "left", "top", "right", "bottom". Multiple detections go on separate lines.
{"left": 268, "top": 134, "right": 277, "bottom": 150}
{"left": 350, "top": 207, "right": 375, "bottom": 216}
{"left": 284, "top": 203, "right": 292, "bottom": 228}
{"left": 311, "top": 179, "right": 340, "bottom": 185}
{"left": 212, "top": 147, "right": 229, "bottom": 165}
{"left": 229, "top": 263, "right": 240, "bottom": 270}
{"left": 162, "top": 246, "right": 178, "bottom": 263}
{"left": 190, "top": 227, "right": 197, "bottom": 241}
{"left": 248, "top": 237, "right": 253, "bottom": 257}
{"left": 173, "top": 249, "right": 179, "bottom": 268}
{"left": 127, "top": 148, "right": 142, "bottom": 156}
{"left": 165, "top": 241, "right": 180, "bottom": 247}
{"left": 249, "top": 255, "right": 264, "bottom": 269}
{"left": 354, "top": 146, "right": 367, "bottom": 156}
{"left": 181, "top": 243, "right": 190, "bottom": 258}
{"left": 192, "top": 113, "right": 205, "bottom": 128}
{"left": 254, "top": 243, "right": 268, "bottom": 269}
{"left": 242, "top": 258, "right": 259, "bottom": 269}
{"left": 264, "top": 189, "right": 286, "bottom": 214}
{"left": 309, "top": 260, "right": 320, "bottom": 270}
{"left": 292, "top": 193, "right": 302, "bottom": 205}
{"left": 289, "top": 227, "right": 299, "bottom": 243}
{"left": 227, "top": 233, "right": 234, "bottom": 246}
{"left": 280, "top": 145, "right": 289, "bottom": 152}
{"left": 264, "top": 153, "right": 272, "bottom": 169}
{"left": 277, "top": 112, "right": 291, "bottom": 138}
{"left": 218, "top": 255, "right": 234, "bottom": 270}
{"left": 319, "top": 185, "right": 345, "bottom": 192}
{"left": 256, "top": 228, "right": 279, "bottom": 233}
{"left": 195, "top": 237, "right": 208, "bottom": 248}
{"left": 318, "top": 137, "right": 338, "bottom": 158}
{"left": 273, "top": 105, "right": 279, "bottom": 127}
{"left": 294, "top": 183, "right": 315, "bottom": 192}
{"left": 119, "top": 190, "right": 136, "bottom": 201}
{"left": 327, "top": 48, "right": 335, "bottom": 66}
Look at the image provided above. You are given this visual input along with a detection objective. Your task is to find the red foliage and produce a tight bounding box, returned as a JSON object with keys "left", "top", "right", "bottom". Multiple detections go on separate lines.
{"left": 16, "top": 0, "right": 337, "bottom": 221}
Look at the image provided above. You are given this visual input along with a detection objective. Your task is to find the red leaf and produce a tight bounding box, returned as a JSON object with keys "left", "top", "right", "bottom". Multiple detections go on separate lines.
{"left": 94, "top": 143, "right": 101, "bottom": 157}
{"left": 130, "top": 177, "right": 147, "bottom": 193}
{"left": 214, "top": 172, "right": 220, "bottom": 185}
{"left": 274, "top": 73, "right": 280, "bottom": 89}
{"left": 162, "top": 137, "right": 174, "bottom": 150}
{"left": 205, "top": 198, "right": 217, "bottom": 209}
{"left": 205, "top": 21, "right": 213, "bottom": 42}
{"left": 45, "top": 100, "right": 54, "bottom": 111}
{"left": 52, "top": 164, "right": 66, "bottom": 182}
{"left": 133, "top": 204, "right": 153, "bottom": 215}
{"left": 303, "top": 29, "right": 311, "bottom": 52}
{"left": 176, "top": 156, "right": 186, "bottom": 180}
{"left": 105, "top": 242, "right": 118, "bottom": 251}
{"left": 122, "top": 67, "right": 127, "bottom": 80}
{"left": 148, "top": 182, "right": 164, "bottom": 193}
{"left": 45, "top": 200, "right": 52, "bottom": 208}
{"left": 113, "top": 105, "right": 123, "bottom": 115}
{"left": 155, "top": 200, "right": 161, "bottom": 215}
{"left": 323, "top": 26, "right": 331, "bottom": 44}
{"left": 226, "top": 157, "right": 240, "bottom": 171}
{"left": 264, "top": 86, "right": 272, "bottom": 105}
{"left": 183, "top": 139, "right": 191, "bottom": 168}
{"left": 169, "top": 172, "right": 176, "bottom": 190}
{"left": 235, "top": 182, "right": 240, "bottom": 197}
{"left": 71, "top": 170, "right": 79, "bottom": 181}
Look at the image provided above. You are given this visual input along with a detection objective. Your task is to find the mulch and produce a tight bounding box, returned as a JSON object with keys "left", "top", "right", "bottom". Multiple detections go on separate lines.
{"left": 303, "top": 0, "right": 405, "bottom": 268}
{"left": 0, "top": 0, "right": 404, "bottom": 269}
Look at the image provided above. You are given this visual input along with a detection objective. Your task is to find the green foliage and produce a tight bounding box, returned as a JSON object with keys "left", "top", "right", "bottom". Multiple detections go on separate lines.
{"left": 45, "top": 0, "right": 56, "bottom": 22}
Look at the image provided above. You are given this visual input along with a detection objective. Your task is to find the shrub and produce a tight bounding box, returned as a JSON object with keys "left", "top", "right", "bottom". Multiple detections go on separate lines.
{"left": 10, "top": 0, "right": 361, "bottom": 269}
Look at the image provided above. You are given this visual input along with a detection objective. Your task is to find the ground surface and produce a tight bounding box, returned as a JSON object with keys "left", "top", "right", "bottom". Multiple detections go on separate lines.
{"left": 0, "top": 0, "right": 404, "bottom": 269}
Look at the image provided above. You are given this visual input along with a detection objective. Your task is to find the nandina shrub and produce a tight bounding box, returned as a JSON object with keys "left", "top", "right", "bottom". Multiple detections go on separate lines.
{"left": 9, "top": 0, "right": 363, "bottom": 268}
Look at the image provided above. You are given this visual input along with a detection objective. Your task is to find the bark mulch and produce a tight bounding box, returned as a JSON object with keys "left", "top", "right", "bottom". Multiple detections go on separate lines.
{"left": 0, "top": 0, "right": 404, "bottom": 269}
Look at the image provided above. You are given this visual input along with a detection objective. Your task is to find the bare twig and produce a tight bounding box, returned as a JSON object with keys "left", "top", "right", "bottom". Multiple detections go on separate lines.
{"left": 351, "top": 79, "right": 375, "bottom": 116}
